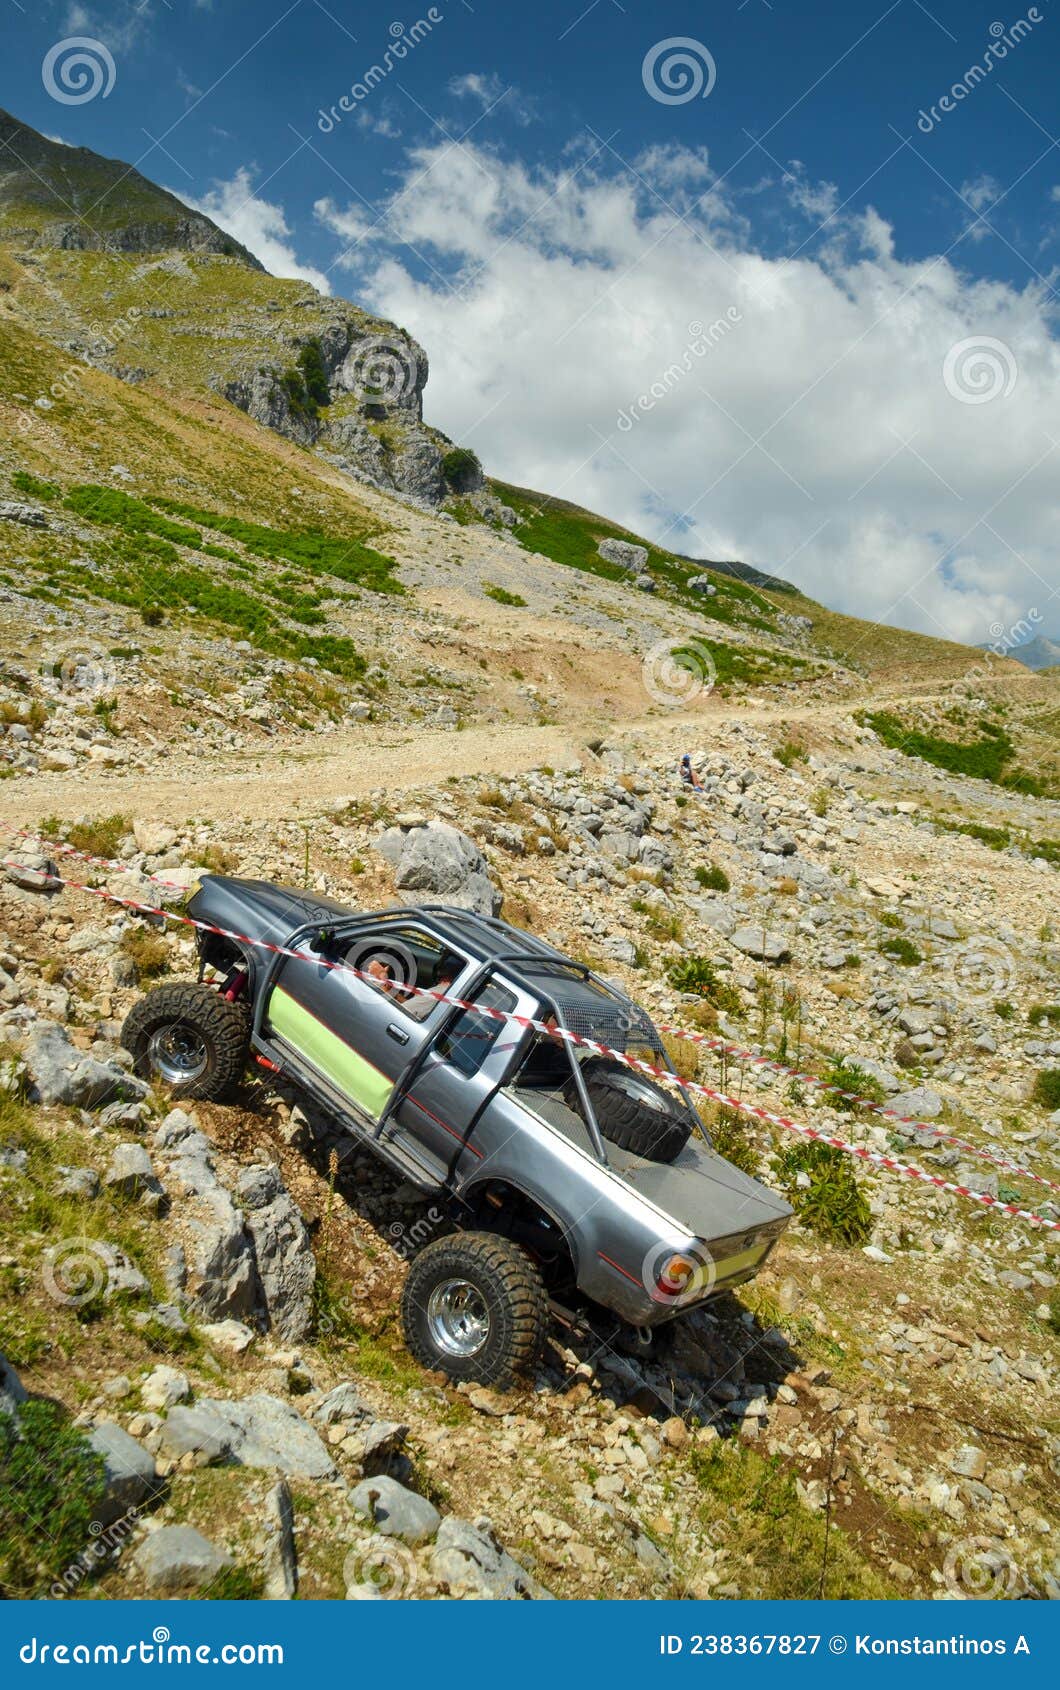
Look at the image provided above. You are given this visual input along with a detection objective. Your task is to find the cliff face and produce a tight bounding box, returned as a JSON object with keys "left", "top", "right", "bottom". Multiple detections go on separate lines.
{"left": 0, "top": 108, "right": 477, "bottom": 506}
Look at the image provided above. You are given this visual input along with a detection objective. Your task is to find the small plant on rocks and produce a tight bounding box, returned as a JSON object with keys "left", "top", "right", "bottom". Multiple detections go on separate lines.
{"left": 1030, "top": 1069, "right": 1060, "bottom": 1111}
{"left": 771, "top": 1141, "right": 872, "bottom": 1247}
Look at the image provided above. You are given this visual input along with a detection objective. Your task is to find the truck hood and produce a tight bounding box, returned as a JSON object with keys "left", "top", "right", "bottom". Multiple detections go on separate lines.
{"left": 186, "top": 875, "right": 358, "bottom": 948}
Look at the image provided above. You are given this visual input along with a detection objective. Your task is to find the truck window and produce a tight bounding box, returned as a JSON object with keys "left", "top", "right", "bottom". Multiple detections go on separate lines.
{"left": 435, "top": 981, "right": 518, "bottom": 1078}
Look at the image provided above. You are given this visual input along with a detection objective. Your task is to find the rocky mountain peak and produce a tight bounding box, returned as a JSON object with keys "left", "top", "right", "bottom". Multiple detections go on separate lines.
{"left": 0, "top": 107, "right": 262, "bottom": 267}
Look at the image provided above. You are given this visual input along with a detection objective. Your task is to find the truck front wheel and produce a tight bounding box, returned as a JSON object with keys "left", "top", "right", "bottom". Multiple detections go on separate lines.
{"left": 121, "top": 983, "right": 249, "bottom": 1101}
{"left": 401, "top": 1232, "right": 549, "bottom": 1390}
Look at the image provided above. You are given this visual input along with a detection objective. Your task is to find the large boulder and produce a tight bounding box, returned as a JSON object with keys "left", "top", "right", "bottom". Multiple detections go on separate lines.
{"left": 349, "top": 1476, "right": 440, "bottom": 1546}
{"left": 86, "top": 1422, "right": 160, "bottom": 1526}
{"left": 598, "top": 538, "right": 648, "bottom": 573}
{"left": 157, "top": 1125, "right": 260, "bottom": 1325}
{"left": 135, "top": 1525, "right": 229, "bottom": 1593}
{"left": 23, "top": 1022, "right": 149, "bottom": 1109}
{"left": 234, "top": 1164, "right": 315, "bottom": 1342}
{"left": 730, "top": 926, "right": 791, "bottom": 964}
{"left": 430, "top": 1516, "right": 551, "bottom": 1600}
{"left": 158, "top": 1394, "right": 338, "bottom": 1480}
{"left": 375, "top": 821, "right": 501, "bottom": 917}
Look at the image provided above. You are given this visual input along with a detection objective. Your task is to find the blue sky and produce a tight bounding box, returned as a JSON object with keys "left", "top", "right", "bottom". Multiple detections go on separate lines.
{"left": 6, "top": 0, "right": 1060, "bottom": 642}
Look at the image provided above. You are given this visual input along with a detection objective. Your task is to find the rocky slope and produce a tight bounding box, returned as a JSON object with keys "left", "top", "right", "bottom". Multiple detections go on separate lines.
{"left": 0, "top": 104, "right": 1057, "bottom": 1606}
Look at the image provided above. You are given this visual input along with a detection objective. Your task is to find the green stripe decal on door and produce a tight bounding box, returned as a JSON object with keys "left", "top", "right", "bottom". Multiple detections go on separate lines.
{"left": 269, "top": 986, "right": 392, "bottom": 1118}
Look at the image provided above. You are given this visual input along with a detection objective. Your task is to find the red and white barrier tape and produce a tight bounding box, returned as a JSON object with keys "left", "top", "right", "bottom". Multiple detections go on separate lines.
{"left": 654, "top": 1021, "right": 1060, "bottom": 1200}
{"left": 6, "top": 821, "right": 1056, "bottom": 1198}
{"left": 3, "top": 842, "right": 1058, "bottom": 1235}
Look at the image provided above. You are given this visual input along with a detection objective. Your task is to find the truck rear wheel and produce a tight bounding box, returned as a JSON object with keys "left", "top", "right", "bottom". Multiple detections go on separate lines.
{"left": 121, "top": 983, "right": 249, "bottom": 1101}
{"left": 568, "top": 1056, "right": 691, "bottom": 1163}
{"left": 401, "top": 1232, "right": 548, "bottom": 1390}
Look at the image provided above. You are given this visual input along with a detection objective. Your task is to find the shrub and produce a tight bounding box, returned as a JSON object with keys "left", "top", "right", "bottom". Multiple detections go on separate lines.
{"left": 442, "top": 446, "right": 481, "bottom": 490}
{"left": 483, "top": 582, "right": 527, "bottom": 607}
{"left": 0, "top": 1402, "right": 107, "bottom": 1597}
{"left": 694, "top": 863, "right": 730, "bottom": 892}
{"left": 774, "top": 739, "right": 807, "bottom": 768}
{"left": 1028, "top": 1004, "right": 1060, "bottom": 1027}
{"left": 139, "top": 602, "right": 164, "bottom": 626}
{"left": 709, "top": 1106, "right": 761, "bottom": 1177}
{"left": 821, "top": 1056, "right": 886, "bottom": 1110}
{"left": 1031, "top": 1069, "right": 1060, "bottom": 1111}
{"left": 122, "top": 926, "right": 170, "bottom": 980}
{"left": 296, "top": 337, "right": 330, "bottom": 408}
{"left": 878, "top": 935, "right": 923, "bottom": 967}
{"left": 771, "top": 1141, "right": 872, "bottom": 1246}
{"left": 667, "top": 954, "right": 742, "bottom": 1015}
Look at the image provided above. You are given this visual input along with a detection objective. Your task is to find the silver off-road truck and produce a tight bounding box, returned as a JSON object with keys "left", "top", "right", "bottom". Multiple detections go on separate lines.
{"left": 122, "top": 880, "right": 791, "bottom": 1387}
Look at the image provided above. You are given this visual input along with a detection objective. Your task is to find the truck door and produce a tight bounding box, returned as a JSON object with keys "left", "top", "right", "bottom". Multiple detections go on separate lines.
{"left": 263, "top": 922, "right": 463, "bottom": 1129}
{"left": 384, "top": 975, "right": 529, "bottom": 1182}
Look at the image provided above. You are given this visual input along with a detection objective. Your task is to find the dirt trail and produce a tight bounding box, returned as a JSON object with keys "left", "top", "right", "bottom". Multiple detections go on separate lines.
{"left": 0, "top": 686, "right": 1011, "bottom": 830}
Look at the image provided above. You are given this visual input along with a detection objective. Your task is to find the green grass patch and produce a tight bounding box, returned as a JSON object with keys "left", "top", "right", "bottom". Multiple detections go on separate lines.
{"left": 483, "top": 582, "right": 527, "bottom": 607}
{"left": 861, "top": 710, "right": 1051, "bottom": 796}
{"left": 11, "top": 471, "right": 60, "bottom": 502}
{"left": 0, "top": 1402, "right": 107, "bottom": 1598}
{"left": 689, "top": 1440, "right": 893, "bottom": 1599}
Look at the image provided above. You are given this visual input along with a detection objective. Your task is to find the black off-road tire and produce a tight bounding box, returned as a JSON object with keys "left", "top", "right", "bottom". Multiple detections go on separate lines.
{"left": 401, "top": 1231, "right": 549, "bottom": 1390}
{"left": 567, "top": 1056, "right": 691, "bottom": 1164}
{"left": 121, "top": 982, "right": 249, "bottom": 1101}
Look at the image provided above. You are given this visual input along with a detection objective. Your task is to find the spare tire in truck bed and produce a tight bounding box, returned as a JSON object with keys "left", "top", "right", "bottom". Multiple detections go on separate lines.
{"left": 564, "top": 1056, "right": 691, "bottom": 1163}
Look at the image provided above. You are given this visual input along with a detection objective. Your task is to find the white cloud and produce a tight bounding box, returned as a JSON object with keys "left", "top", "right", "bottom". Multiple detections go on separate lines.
{"left": 448, "top": 71, "right": 538, "bottom": 125}
{"left": 62, "top": 0, "right": 152, "bottom": 53}
{"left": 316, "top": 141, "right": 1060, "bottom": 645}
{"left": 176, "top": 170, "right": 332, "bottom": 293}
{"left": 782, "top": 161, "right": 839, "bottom": 224}
{"left": 960, "top": 174, "right": 1002, "bottom": 243}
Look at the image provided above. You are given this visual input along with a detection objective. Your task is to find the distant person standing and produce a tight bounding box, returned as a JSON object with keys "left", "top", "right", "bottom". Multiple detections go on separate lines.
{"left": 679, "top": 752, "right": 704, "bottom": 792}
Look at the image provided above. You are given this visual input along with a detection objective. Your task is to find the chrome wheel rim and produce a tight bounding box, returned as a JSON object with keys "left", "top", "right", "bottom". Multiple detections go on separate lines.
{"left": 620, "top": 1072, "right": 668, "bottom": 1111}
{"left": 426, "top": 1277, "right": 491, "bottom": 1358}
{"left": 148, "top": 1023, "right": 209, "bottom": 1085}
